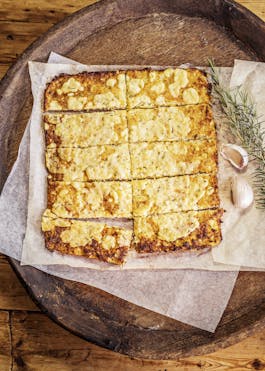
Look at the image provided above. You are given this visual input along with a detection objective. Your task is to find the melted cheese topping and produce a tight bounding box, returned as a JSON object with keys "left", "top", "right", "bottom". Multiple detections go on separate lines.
{"left": 46, "top": 144, "right": 131, "bottom": 181}
{"left": 134, "top": 212, "right": 200, "bottom": 242}
{"left": 183, "top": 88, "right": 200, "bottom": 104}
{"left": 48, "top": 181, "right": 132, "bottom": 218}
{"left": 133, "top": 209, "right": 222, "bottom": 250}
{"left": 132, "top": 174, "right": 218, "bottom": 216}
{"left": 45, "top": 72, "right": 126, "bottom": 111}
{"left": 44, "top": 111, "right": 128, "bottom": 148}
{"left": 128, "top": 104, "right": 215, "bottom": 142}
{"left": 43, "top": 68, "right": 221, "bottom": 261}
{"left": 130, "top": 139, "right": 217, "bottom": 179}
{"left": 126, "top": 68, "right": 209, "bottom": 109}
{"left": 42, "top": 215, "right": 132, "bottom": 250}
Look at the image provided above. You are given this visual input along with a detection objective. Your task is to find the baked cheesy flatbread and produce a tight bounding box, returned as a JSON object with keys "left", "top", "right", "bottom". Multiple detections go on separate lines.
{"left": 44, "top": 111, "right": 128, "bottom": 148}
{"left": 126, "top": 68, "right": 210, "bottom": 109}
{"left": 42, "top": 67, "right": 223, "bottom": 264}
{"left": 128, "top": 104, "right": 215, "bottom": 142}
{"left": 44, "top": 71, "right": 126, "bottom": 111}
{"left": 46, "top": 144, "right": 131, "bottom": 181}
{"left": 132, "top": 174, "right": 219, "bottom": 216}
{"left": 130, "top": 139, "right": 217, "bottom": 179}
{"left": 42, "top": 210, "right": 132, "bottom": 265}
{"left": 133, "top": 209, "right": 223, "bottom": 253}
{"left": 47, "top": 180, "right": 132, "bottom": 218}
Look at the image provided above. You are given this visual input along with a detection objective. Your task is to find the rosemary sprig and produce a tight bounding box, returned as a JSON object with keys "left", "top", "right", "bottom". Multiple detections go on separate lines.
{"left": 208, "top": 59, "right": 265, "bottom": 209}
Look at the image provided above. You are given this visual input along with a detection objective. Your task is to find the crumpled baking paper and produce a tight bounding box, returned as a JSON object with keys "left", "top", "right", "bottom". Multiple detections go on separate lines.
{"left": 212, "top": 59, "right": 265, "bottom": 268}
{"left": 21, "top": 57, "right": 236, "bottom": 271}
{"left": 0, "top": 52, "right": 263, "bottom": 332}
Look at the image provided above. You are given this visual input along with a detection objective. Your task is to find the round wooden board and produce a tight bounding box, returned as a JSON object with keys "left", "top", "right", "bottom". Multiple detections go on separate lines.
{"left": 0, "top": 0, "right": 265, "bottom": 360}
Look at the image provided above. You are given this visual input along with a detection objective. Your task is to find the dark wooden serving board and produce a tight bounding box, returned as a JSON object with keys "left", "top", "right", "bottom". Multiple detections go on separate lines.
{"left": 0, "top": 0, "right": 265, "bottom": 360}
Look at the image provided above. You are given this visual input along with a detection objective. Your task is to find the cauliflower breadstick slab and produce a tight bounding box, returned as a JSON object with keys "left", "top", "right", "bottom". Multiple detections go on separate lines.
{"left": 46, "top": 144, "right": 131, "bottom": 181}
{"left": 42, "top": 210, "right": 132, "bottom": 265}
{"left": 133, "top": 209, "right": 223, "bottom": 253}
{"left": 44, "top": 71, "right": 126, "bottom": 111}
{"left": 44, "top": 110, "right": 128, "bottom": 148}
{"left": 132, "top": 174, "right": 219, "bottom": 216}
{"left": 130, "top": 139, "right": 217, "bottom": 179}
{"left": 126, "top": 68, "right": 210, "bottom": 109}
{"left": 47, "top": 180, "right": 133, "bottom": 219}
{"left": 128, "top": 104, "right": 215, "bottom": 142}
{"left": 41, "top": 66, "right": 223, "bottom": 265}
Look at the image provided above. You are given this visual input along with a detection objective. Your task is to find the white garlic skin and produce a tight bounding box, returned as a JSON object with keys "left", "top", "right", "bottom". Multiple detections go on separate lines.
{"left": 221, "top": 144, "right": 248, "bottom": 170}
{"left": 231, "top": 175, "right": 254, "bottom": 209}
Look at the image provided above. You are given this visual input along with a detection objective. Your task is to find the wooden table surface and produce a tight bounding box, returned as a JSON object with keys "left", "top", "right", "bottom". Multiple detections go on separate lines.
{"left": 0, "top": 0, "right": 265, "bottom": 369}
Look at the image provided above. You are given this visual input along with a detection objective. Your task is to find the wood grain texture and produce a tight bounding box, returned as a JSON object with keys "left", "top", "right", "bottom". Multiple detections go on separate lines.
{"left": 0, "top": 0, "right": 99, "bottom": 23}
{"left": 0, "top": 0, "right": 265, "bottom": 368}
{"left": 0, "top": 21, "right": 51, "bottom": 65}
{"left": 239, "top": 1, "right": 265, "bottom": 20}
{"left": 10, "top": 259, "right": 265, "bottom": 359}
{"left": 0, "top": 256, "right": 38, "bottom": 311}
{"left": 0, "top": 311, "right": 11, "bottom": 371}
{"left": 3, "top": 1, "right": 265, "bottom": 358}
{"left": 9, "top": 311, "right": 265, "bottom": 371}
{"left": 0, "top": 0, "right": 263, "bottom": 80}
{"left": 0, "top": 254, "right": 264, "bottom": 369}
{"left": 0, "top": 65, "right": 8, "bottom": 79}
{"left": 0, "top": 0, "right": 99, "bottom": 69}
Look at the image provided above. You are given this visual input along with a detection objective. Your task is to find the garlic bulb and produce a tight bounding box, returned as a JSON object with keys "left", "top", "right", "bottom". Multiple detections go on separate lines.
{"left": 221, "top": 144, "right": 248, "bottom": 170}
{"left": 231, "top": 175, "right": 254, "bottom": 209}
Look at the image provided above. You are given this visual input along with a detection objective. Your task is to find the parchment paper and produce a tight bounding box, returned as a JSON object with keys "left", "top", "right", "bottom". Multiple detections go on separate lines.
{"left": 212, "top": 59, "right": 265, "bottom": 268}
{"left": 0, "top": 52, "right": 261, "bottom": 332}
{"left": 21, "top": 57, "right": 239, "bottom": 271}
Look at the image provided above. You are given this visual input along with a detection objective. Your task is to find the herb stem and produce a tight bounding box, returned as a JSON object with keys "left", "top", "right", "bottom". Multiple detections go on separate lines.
{"left": 208, "top": 59, "right": 265, "bottom": 209}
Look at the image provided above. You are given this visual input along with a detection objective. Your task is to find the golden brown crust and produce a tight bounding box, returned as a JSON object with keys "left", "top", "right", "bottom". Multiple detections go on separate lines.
{"left": 128, "top": 104, "right": 216, "bottom": 142}
{"left": 133, "top": 209, "right": 223, "bottom": 253}
{"left": 47, "top": 180, "right": 133, "bottom": 218}
{"left": 44, "top": 71, "right": 126, "bottom": 111}
{"left": 43, "top": 67, "right": 223, "bottom": 262}
{"left": 42, "top": 214, "right": 132, "bottom": 265}
{"left": 44, "top": 111, "right": 128, "bottom": 148}
{"left": 44, "top": 68, "right": 210, "bottom": 112}
{"left": 126, "top": 68, "right": 210, "bottom": 109}
{"left": 130, "top": 139, "right": 218, "bottom": 179}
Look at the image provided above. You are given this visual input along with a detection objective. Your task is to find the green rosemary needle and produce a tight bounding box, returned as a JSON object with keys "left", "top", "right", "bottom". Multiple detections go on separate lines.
{"left": 208, "top": 59, "right": 265, "bottom": 209}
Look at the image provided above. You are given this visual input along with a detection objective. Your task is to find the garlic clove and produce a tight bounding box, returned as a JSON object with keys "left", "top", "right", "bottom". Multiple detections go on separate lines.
{"left": 231, "top": 175, "right": 254, "bottom": 209}
{"left": 221, "top": 144, "right": 248, "bottom": 170}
